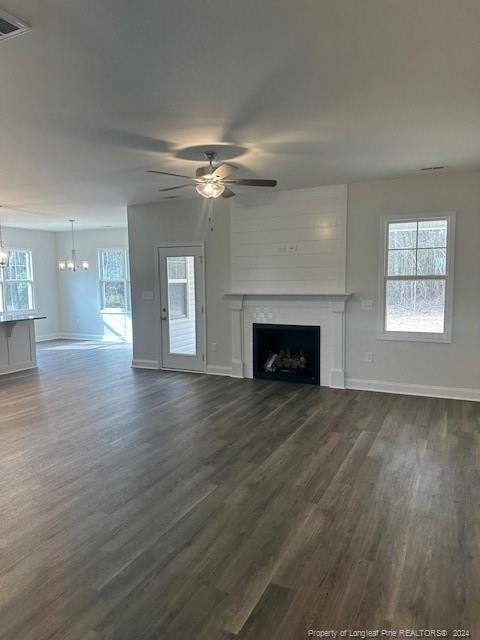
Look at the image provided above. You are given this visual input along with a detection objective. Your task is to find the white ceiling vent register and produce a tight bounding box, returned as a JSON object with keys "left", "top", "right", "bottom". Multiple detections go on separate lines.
{"left": 0, "top": 8, "right": 30, "bottom": 41}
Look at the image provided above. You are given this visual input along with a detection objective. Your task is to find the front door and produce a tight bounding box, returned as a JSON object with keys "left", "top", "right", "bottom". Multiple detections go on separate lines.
{"left": 158, "top": 245, "right": 205, "bottom": 371}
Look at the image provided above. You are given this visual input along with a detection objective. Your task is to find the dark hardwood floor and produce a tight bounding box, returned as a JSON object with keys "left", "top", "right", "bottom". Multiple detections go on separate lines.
{"left": 1, "top": 340, "right": 479, "bottom": 639}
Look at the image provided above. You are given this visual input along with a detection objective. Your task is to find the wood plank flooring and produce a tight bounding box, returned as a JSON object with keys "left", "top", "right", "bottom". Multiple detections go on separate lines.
{"left": 1, "top": 340, "right": 480, "bottom": 639}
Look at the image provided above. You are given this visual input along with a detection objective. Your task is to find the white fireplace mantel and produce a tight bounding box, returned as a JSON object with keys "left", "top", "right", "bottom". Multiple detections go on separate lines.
{"left": 225, "top": 292, "right": 351, "bottom": 387}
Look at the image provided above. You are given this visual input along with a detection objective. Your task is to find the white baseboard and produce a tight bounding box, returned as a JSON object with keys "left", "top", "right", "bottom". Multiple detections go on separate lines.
{"left": 60, "top": 332, "right": 131, "bottom": 343}
{"left": 36, "top": 333, "right": 62, "bottom": 342}
{"left": 132, "top": 359, "right": 160, "bottom": 370}
{"left": 37, "top": 333, "right": 131, "bottom": 343}
{"left": 131, "top": 361, "right": 232, "bottom": 375}
{"left": 206, "top": 365, "right": 233, "bottom": 377}
{"left": 346, "top": 378, "right": 480, "bottom": 402}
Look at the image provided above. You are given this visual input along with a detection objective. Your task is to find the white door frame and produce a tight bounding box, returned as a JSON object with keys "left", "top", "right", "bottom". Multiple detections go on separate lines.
{"left": 154, "top": 242, "right": 206, "bottom": 373}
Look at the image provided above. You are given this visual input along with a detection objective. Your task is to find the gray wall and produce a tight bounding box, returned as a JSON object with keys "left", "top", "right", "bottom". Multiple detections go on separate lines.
{"left": 128, "top": 198, "right": 231, "bottom": 369}
{"left": 1, "top": 227, "right": 60, "bottom": 339}
{"left": 56, "top": 228, "right": 131, "bottom": 341}
{"left": 346, "top": 170, "right": 480, "bottom": 392}
{"left": 128, "top": 169, "right": 480, "bottom": 396}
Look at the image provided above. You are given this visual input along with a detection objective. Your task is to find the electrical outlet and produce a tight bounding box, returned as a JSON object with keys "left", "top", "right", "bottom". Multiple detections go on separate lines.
{"left": 363, "top": 351, "right": 374, "bottom": 363}
{"left": 211, "top": 341, "right": 217, "bottom": 352}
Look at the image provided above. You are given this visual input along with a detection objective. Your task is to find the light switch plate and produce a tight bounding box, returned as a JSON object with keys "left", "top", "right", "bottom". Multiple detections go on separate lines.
{"left": 361, "top": 299, "right": 374, "bottom": 311}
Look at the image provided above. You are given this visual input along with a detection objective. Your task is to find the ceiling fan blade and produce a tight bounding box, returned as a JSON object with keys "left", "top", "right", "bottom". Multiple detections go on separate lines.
{"left": 196, "top": 163, "right": 237, "bottom": 179}
{"left": 224, "top": 178, "right": 277, "bottom": 187}
{"left": 158, "top": 184, "right": 192, "bottom": 192}
{"left": 221, "top": 188, "right": 235, "bottom": 198}
{"left": 148, "top": 170, "right": 195, "bottom": 180}
{"left": 212, "top": 163, "right": 237, "bottom": 179}
{"left": 196, "top": 166, "right": 211, "bottom": 178}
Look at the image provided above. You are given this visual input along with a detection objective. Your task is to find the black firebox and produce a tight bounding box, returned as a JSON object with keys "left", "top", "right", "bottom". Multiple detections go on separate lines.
{"left": 253, "top": 323, "right": 320, "bottom": 385}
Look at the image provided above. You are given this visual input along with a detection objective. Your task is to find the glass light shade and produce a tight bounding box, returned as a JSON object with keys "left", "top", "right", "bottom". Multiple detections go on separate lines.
{"left": 66, "top": 260, "right": 75, "bottom": 271}
{"left": 0, "top": 245, "right": 10, "bottom": 268}
{"left": 81, "top": 261, "right": 89, "bottom": 270}
{"left": 196, "top": 180, "right": 225, "bottom": 199}
{"left": 58, "top": 261, "right": 66, "bottom": 271}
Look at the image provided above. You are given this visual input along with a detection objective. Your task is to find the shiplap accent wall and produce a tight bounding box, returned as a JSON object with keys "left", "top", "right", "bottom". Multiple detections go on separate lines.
{"left": 230, "top": 184, "right": 348, "bottom": 294}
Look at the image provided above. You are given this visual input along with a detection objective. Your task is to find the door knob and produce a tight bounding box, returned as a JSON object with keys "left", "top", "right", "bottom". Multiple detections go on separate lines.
{"left": 161, "top": 307, "right": 167, "bottom": 320}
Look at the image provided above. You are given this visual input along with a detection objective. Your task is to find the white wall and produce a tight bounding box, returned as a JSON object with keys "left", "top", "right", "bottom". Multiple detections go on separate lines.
{"left": 1, "top": 227, "right": 60, "bottom": 340}
{"left": 56, "top": 228, "right": 131, "bottom": 341}
{"left": 127, "top": 198, "right": 231, "bottom": 370}
{"left": 346, "top": 170, "right": 480, "bottom": 398}
{"left": 231, "top": 185, "right": 347, "bottom": 294}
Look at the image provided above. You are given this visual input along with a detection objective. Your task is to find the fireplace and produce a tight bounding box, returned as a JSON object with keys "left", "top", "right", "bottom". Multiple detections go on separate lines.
{"left": 253, "top": 323, "right": 320, "bottom": 385}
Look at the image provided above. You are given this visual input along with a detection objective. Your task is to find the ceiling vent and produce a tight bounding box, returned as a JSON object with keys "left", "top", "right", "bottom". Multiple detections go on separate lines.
{"left": 420, "top": 165, "right": 446, "bottom": 172}
{"left": 0, "top": 8, "right": 30, "bottom": 41}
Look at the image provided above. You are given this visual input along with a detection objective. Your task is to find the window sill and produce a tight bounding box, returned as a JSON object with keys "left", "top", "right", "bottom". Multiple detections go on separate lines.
{"left": 377, "top": 331, "right": 452, "bottom": 344}
{"left": 100, "top": 310, "right": 131, "bottom": 315}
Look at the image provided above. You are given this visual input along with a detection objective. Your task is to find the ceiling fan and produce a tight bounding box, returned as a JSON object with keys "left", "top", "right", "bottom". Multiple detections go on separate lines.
{"left": 148, "top": 150, "right": 277, "bottom": 199}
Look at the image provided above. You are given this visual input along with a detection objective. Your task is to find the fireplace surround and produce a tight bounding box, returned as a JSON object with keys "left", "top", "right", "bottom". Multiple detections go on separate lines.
{"left": 226, "top": 293, "right": 350, "bottom": 388}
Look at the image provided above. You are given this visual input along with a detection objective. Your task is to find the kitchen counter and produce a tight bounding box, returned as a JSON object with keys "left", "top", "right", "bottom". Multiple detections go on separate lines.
{"left": 0, "top": 314, "right": 46, "bottom": 375}
{"left": 0, "top": 313, "right": 46, "bottom": 323}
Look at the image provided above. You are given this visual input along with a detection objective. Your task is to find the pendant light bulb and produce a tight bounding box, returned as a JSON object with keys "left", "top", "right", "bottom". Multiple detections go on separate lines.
{"left": 196, "top": 180, "right": 225, "bottom": 199}
{"left": 0, "top": 215, "right": 10, "bottom": 269}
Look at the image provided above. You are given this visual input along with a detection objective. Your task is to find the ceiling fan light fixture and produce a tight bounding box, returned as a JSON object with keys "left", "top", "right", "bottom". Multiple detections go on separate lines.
{"left": 149, "top": 149, "right": 277, "bottom": 200}
{"left": 196, "top": 181, "right": 225, "bottom": 199}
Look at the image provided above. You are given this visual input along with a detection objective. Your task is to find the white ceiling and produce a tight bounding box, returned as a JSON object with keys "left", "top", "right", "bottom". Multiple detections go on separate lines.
{"left": 0, "top": 0, "right": 479, "bottom": 230}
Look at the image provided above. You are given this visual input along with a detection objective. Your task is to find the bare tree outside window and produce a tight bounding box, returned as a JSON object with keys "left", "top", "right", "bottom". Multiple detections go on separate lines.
{"left": 380, "top": 216, "right": 455, "bottom": 342}
{"left": 0, "top": 249, "right": 34, "bottom": 312}
{"left": 98, "top": 249, "right": 130, "bottom": 311}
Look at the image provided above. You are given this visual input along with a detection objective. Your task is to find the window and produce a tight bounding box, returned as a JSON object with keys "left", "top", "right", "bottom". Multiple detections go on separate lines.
{"left": 167, "top": 257, "right": 189, "bottom": 319}
{"left": 0, "top": 249, "right": 35, "bottom": 312}
{"left": 98, "top": 248, "right": 130, "bottom": 312}
{"left": 379, "top": 214, "right": 455, "bottom": 342}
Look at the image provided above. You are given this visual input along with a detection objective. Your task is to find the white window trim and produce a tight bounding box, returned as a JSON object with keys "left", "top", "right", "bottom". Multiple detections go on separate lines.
{"left": 0, "top": 248, "right": 36, "bottom": 313}
{"left": 377, "top": 212, "right": 456, "bottom": 343}
{"left": 97, "top": 248, "right": 131, "bottom": 313}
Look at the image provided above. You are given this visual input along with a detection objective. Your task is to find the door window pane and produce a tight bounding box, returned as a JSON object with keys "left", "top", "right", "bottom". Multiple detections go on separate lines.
{"left": 166, "top": 255, "right": 196, "bottom": 355}
{"left": 167, "top": 257, "right": 187, "bottom": 280}
{"left": 385, "top": 279, "right": 445, "bottom": 333}
{"left": 169, "top": 282, "right": 187, "bottom": 319}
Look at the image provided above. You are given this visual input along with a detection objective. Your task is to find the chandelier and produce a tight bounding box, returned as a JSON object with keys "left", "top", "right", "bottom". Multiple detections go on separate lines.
{"left": 58, "top": 219, "right": 89, "bottom": 272}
